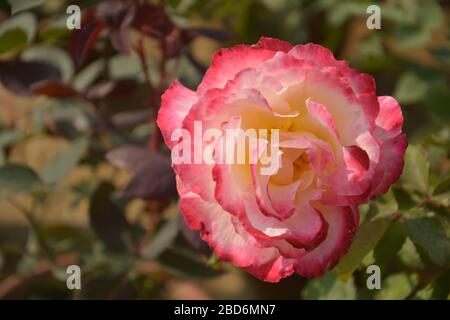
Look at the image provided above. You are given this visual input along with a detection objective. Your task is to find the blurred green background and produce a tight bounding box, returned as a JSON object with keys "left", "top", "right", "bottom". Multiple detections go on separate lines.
{"left": 0, "top": 0, "right": 449, "bottom": 299}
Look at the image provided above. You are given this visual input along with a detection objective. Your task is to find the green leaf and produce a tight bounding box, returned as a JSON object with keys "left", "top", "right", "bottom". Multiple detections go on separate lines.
{"left": 302, "top": 272, "right": 356, "bottom": 300}
{"left": 372, "top": 189, "right": 398, "bottom": 219}
{"left": 373, "top": 221, "right": 407, "bottom": 269}
{"left": 140, "top": 216, "right": 180, "bottom": 260}
{"left": 381, "top": 4, "right": 413, "bottom": 24}
{"left": 40, "top": 26, "right": 70, "bottom": 42}
{"left": 32, "top": 99, "right": 90, "bottom": 135}
{"left": 333, "top": 218, "right": 391, "bottom": 278}
{"left": 431, "top": 47, "right": 450, "bottom": 67}
{"left": 392, "top": 187, "right": 416, "bottom": 211}
{"left": 8, "top": 0, "right": 47, "bottom": 14}
{"left": 72, "top": 60, "right": 105, "bottom": 92}
{"left": 168, "top": 0, "right": 182, "bottom": 8}
{"left": 415, "top": 283, "right": 434, "bottom": 300}
{"left": 425, "top": 83, "right": 450, "bottom": 118}
{"left": 0, "top": 130, "right": 20, "bottom": 167}
{"left": 405, "top": 217, "right": 450, "bottom": 266}
{"left": 430, "top": 192, "right": 450, "bottom": 207}
{"left": 402, "top": 145, "right": 430, "bottom": 194}
{"left": 433, "top": 176, "right": 450, "bottom": 195}
{"left": 0, "top": 164, "right": 41, "bottom": 193}
{"left": 0, "top": 152, "right": 4, "bottom": 167}
{"left": 420, "top": 2, "right": 444, "bottom": 32}
{"left": 398, "top": 237, "right": 423, "bottom": 268}
{"left": 140, "top": 215, "right": 220, "bottom": 279}
{"left": 89, "top": 182, "right": 133, "bottom": 252}
{"left": 375, "top": 273, "right": 418, "bottom": 300}
{"left": 39, "top": 15, "right": 70, "bottom": 42}
{"left": 394, "top": 72, "right": 429, "bottom": 104}
{"left": 22, "top": 45, "right": 74, "bottom": 81}
{"left": 0, "top": 27, "right": 27, "bottom": 54}
{"left": 157, "top": 246, "right": 221, "bottom": 279}
{"left": 109, "top": 54, "right": 146, "bottom": 80}
{"left": 0, "top": 12, "right": 36, "bottom": 43}
{"left": 394, "top": 26, "right": 431, "bottom": 49}
{"left": 0, "top": 1, "right": 11, "bottom": 13}
{"left": 39, "top": 138, "right": 88, "bottom": 185}
{"left": 431, "top": 271, "right": 450, "bottom": 299}
{"left": 327, "top": 2, "right": 367, "bottom": 26}
{"left": 0, "top": 129, "right": 20, "bottom": 147}
{"left": 422, "top": 128, "right": 450, "bottom": 151}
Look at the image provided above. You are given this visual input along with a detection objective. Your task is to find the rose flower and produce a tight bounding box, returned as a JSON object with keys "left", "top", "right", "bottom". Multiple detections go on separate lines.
{"left": 157, "top": 37, "right": 407, "bottom": 282}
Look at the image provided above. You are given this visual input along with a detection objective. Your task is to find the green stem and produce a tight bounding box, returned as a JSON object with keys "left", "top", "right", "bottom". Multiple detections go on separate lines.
{"left": 8, "top": 197, "right": 55, "bottom": 262}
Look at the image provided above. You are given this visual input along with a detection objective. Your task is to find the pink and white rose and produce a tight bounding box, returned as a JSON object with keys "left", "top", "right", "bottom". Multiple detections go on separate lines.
{"left": 157, "top": 37, "right": 407, "bottom": 282}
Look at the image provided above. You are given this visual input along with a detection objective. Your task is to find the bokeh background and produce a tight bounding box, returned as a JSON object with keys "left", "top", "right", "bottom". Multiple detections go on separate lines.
{"left": 0, "top": 0, "right": 449, "bottom": 299}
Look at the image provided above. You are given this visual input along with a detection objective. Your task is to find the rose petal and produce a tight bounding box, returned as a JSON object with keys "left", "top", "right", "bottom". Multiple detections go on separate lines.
{"left": 180, "top": 192, "right": 295, "bottom": 282}
{"left": 157, "top": 80, "right": 197, "bottom": 149}
{"left": 294, "top": 205, "right": 356, "bottom": 278}
{"left": 254, "top": 37, "right": 293, "bottom": 53}
{"left": 198, "top": 45, "right": 277, "bottom": 94}
{"left": 370, "top": 96, "right": 407, "bottom": 197}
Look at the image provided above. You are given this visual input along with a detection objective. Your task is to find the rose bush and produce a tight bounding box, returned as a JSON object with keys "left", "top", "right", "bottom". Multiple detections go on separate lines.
{"left": 157, "top": 37, "right": 407, "bottom": 282}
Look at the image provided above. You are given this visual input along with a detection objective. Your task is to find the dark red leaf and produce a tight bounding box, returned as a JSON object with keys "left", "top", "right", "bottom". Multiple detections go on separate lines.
{"left": 0, "top": 60, "right": 61, "bottom": 96}
{"left": 97, "top": 0, "right": 135, "bottom": 54}
{"left": 122, "top": 163, "right": 176, "bottom": 200}
{"left": 70, "top": 13, "right": 107, "bottom": 66}
{"left": 85, "top": 79, "right": 137, "bottom": 101}
{"left": 95, "top": 0, "right": 122, "bottom": 20}
{"left": 131, "top": 2, "right": 174, "bottom": 39}
{"left": 112, "top": 4, "right": 136, "bottom": 29}
{"left": 31, "top": 80, "right": 78, "bottom": 98}
{"left": 106, "top": 145, "right": 176, "bottom": 200}
{"left": 110, "top": 29, "right": 132, "bottom": 54}
{"left": 164, "top": 26, "right": 187, "bottom": 58}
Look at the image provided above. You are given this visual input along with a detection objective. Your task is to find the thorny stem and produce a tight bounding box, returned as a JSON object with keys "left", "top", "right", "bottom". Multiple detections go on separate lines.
{"left": 135, "top": 35, "right": 166, "bottom": 151}
{"left": 135, "top": 36, "right": 156, "bottom": 103}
